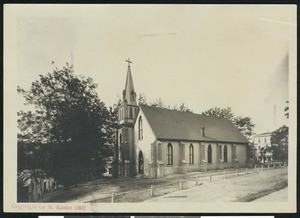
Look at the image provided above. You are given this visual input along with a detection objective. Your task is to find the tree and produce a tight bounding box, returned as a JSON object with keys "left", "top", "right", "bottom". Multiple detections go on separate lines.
{"left": 257, "top": 146, "right": 271, "bottom": 165}
{"left": 271, "top": 125, "right": 288, "bottom": 163}
{"left": 173, "top": 103, "right": 193, "bottom": 112}
{"left": 138, "top": 94, "right": 192, "bottom": 112}
{"left": 107, "top": 99, "right": 122, "bottom": 177}
{"left": 17, "top": 64, "right": 113, "bottom": 188}
{"left": 202, "top": 107, "right": 234, "bottom": 121}
{"left": 202, "top": 107, "right": 255, "bottom": 141}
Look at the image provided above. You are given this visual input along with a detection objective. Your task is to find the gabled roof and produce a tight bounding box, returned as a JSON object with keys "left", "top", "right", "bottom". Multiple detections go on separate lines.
{"left": 140, "top": 105, "right": 248, "bottom": 144}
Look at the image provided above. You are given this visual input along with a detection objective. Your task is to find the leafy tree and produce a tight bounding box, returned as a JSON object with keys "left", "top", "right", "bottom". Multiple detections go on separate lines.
{"left": 201, "top": 107, "right": 234, "bottom": 121}
{"left": 271, "top": 125, "right": 288, "bottom": 163}
{"left": 138, "top": 94, "right": 192, "bottom": 112}
{"left": 233, "top": 116, "right": 255, "bottom": 141}
{"left": 108, "top": 99, "right": 122, "bottom": 177}
{"left": 257, "top": 146, "right": 271, "bottom": 165}
{"left": 173, "top": 103, "right": 193, "bottom": 112}
{"left": 202, "top": 107, "right": 255, "bottom": 141}
{"left": 17, "top": 64, "right": 113, "bottom": 188}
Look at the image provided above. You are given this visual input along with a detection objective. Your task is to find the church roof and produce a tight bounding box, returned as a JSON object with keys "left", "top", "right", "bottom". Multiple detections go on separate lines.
{"left": 140, "top": 105, "right": 249, "bottom": 144}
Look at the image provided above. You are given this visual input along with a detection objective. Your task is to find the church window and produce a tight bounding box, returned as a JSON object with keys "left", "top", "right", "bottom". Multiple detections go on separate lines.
{"left": 124, "top": 129, "right": 128, "bottom": 141}
{"left": 207, "top": 144, "right": 212, "bottom": 164}
{"left": 264, "top": 138, "right": 267, "bottom": 143}
{"left": 224, "top": 145, "right": 228, "bottom": 163}
{"left": 119, "top": 134, "right": 122, "bottom": 144}
{"left": 130, "top": 91, "right": 134, "bottom": 101}
{"left": 129, "top": 107, "right": 133, "bottom": 119}
{"left": 138, "top": 116, "right": 143, "bottom": 140}
{"left": 189, "top": 144, "right": 194, "bottom": 164}
{"left": 167, "top": 143, "right": 173, "bottom": 165}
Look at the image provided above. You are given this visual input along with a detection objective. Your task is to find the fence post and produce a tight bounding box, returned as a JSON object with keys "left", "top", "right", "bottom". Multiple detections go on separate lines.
{"left": 246, "top": 168, "right": 248, "bottom": 174}
{"left": 179, "top": 179, "right": 183, "bottom": 190}
{"left": 261, "top": 165, "right": 264, "bottom": 171}
{"left": 150, "top": 185, "right": 154, "bottom": 197}
{"left": 111, "top": 193, "right": 114, "bottom": 203}
{"left": 195, "top": 177, "right": 199, "bottom": 186}
{"left": 268, "top": 164, "right": 270, "bottom": 170}
{"left": 236, "top": 169, "right": 238, "bottom": 177}
{"left": 223, "top": 170, "right": 226, "bottom": 179}
{"left": 209, "top": 174, "right": 212, "bottom": 182}
{"left": 254, "top": 165, "right": 256, "bottom": 172}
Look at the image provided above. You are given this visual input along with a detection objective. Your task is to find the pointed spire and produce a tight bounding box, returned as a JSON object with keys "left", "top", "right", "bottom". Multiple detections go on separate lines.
{"left": 123, "top": 59, "right": 137, "bottom": 105}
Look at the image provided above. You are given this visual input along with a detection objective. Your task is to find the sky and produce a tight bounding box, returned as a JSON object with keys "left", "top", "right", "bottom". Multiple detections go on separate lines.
{"left": 14, "top": 5, "right": 296, "bottom": 134}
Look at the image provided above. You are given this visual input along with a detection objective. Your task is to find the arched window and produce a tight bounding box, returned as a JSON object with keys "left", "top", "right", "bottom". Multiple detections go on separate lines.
{"left": 189, "top": 144, "right": 194, "bottom": 164}
{"left": 138, "top": 116, "right": 143, "bottom": 140}
{"left": 130, "top": 91, "right": 134, "bottom": 101}
{"left": 119, "top": 134, "right": 122, "bottom": 145}
{"left": 119, "top": 133, "right": 123, "bottom": 161}
{"left": 167, "top": 143, "right": 173, "bottom": 165}
{"left": 129, "top": 107, "right": 133, "bottom": 119}
{"left": 224, "top": 145, "right": 228, "bottom": 163}
{"left": 207, "top": 144, "right": 212, "bottom": 164}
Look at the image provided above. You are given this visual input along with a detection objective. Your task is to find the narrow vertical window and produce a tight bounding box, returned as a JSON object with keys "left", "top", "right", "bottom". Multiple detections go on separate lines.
{"left": 119, "top": 134, "right": 122, "bottom": 144}
{"left": 130, "top": 91, "right": 134, "bottom": 101}
{"left": 189, "top": 144, "right": 194, "bottom": 164}
{"left": 138, "top": 116, "right": 143, "bottom": 140}
{"left": 207, "top": 144, "right": 212, "bottom": 164}
{"left": 129, "top": 107, "right": 133, "bottom": 119}
{"left": 119, "top": 134, "right": 123, "bottom": 161}
{"left": 224, "top": 145, "right": 228, "bottom": 163}
{"left": 167, "top": 143, "right": 173, "bottom": 165}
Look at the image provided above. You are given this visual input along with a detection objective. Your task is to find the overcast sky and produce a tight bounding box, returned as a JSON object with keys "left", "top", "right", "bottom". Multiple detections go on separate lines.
{"left": 14, "top": 5, "right": 296, "bottom": 134}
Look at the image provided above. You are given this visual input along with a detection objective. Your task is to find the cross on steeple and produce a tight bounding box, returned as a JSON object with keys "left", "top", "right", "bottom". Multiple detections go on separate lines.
{"left": 125, "top": 58, "right": 133, "bottom": 67}
{"left": 138, "top": 94, "right": 143, "bottom": 103}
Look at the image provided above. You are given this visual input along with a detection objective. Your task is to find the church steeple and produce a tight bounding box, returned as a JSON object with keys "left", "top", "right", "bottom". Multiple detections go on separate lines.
{"left": 115, "top": 58, "right": 139, "bottom": 178}
{"left": 123, "top": 58, "right": 137, "bottom": 106}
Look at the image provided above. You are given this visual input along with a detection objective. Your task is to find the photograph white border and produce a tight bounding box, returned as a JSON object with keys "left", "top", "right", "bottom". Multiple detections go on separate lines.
{"left": 3, "top": 4, "right": 297, "bottom": 213}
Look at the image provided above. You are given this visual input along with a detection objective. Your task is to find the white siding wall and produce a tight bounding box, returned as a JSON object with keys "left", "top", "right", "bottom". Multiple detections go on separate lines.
{"left": 134, "top": 110, "right": 156, "bottom": 176}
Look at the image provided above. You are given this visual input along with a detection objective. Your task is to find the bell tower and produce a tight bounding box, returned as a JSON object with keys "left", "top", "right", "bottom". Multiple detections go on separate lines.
{"left": 116, "top": 58, "right": 138, "bottom": 177}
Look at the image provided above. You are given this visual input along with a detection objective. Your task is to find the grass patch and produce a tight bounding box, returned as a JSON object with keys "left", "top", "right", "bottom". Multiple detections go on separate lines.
{"left": 237, "top": 180, "right": 288, "bottom": 202}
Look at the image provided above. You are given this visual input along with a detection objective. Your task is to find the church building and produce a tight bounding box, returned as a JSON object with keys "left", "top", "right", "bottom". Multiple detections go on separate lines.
{"left": 115, "top": 60, "right": 249, "bottom": 178}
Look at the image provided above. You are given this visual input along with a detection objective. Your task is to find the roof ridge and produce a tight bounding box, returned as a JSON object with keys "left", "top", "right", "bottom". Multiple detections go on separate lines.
{"left": 140, "top": 104, "right": 232, "bottom": 121}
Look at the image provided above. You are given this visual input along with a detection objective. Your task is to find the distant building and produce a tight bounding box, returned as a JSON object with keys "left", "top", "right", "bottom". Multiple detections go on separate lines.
{"left": 115, "top": 61, "right": 249, "bottom": 178}
{"left": 253, "top": 132, "right": 273, "bottom": 163}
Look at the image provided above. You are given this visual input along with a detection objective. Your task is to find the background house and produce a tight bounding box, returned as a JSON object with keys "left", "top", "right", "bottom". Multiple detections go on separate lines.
{"left": 253, "top": 132, "right": 273, "bottom": 164}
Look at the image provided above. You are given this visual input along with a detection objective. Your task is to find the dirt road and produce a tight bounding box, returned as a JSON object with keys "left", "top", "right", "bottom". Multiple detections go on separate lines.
{"left": 43, "top": 167, "right": 287, "bottom": 203}
{"left": 145, "top": 168, "right": 288, "bottom": 202}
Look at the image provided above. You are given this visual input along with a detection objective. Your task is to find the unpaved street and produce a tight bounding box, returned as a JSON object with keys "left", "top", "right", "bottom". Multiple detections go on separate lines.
{"left": 145, "top": 168, "right": 288, "bottom": 202}
{"left": 43, "top": 167, "right": 287, "bottom": 203}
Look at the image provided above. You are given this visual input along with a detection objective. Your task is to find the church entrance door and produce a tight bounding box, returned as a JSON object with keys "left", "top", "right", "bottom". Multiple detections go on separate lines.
{"left": 138, "top": 151, "right": 144, "bottom": 174}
